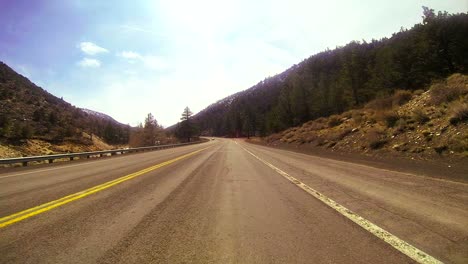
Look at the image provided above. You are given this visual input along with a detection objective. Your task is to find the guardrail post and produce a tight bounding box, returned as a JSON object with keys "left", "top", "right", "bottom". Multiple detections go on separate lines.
{"left": 70, "top": 157, "right": 74, "bottom": 161}
{"left": 22, "top": 161, "right": 28, "bottom": 167}
{"left": 49, "top": 159, "right": 54, "bottom": 164}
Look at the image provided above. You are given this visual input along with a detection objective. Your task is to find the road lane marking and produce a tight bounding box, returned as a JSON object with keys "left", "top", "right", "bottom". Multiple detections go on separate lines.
{"left": 246, "top": 141, "right": 468, "bottom": 186}
{"left": 237, "top": 141, "right": 443, "bottom": 264}
{"left": 0, "top": 147, "right": 210, "bottom": 228}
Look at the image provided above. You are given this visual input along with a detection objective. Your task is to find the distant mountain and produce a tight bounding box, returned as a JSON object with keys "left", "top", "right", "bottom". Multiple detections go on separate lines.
{"left": 191, "top": 9, "right": 468, "bottom": 137}
{"left": 0, "top": 61, "right": 130, "bottom": 144}
{"left": 80, "top": 108, "right": 119, "bottom": 123}
{"left": 191, "top": 70, "right": 290, "bottom": 136}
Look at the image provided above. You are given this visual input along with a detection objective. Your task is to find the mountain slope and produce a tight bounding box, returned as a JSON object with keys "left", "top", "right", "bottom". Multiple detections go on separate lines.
{"left": 261, "top": 74, "right": 467, "bottom": 159}
{"left": 192, "top": 9, "right": 468, "bottom": 138}
{"left": 0, "top": 61, "right": 130, "bottom": 147}
{"left": 80, "top": 108, "right": 120, "bottom": 123}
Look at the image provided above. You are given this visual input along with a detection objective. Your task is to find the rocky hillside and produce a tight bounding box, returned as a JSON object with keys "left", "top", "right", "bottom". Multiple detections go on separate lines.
{"left": 0, "top": 132, "right": 114, "bottom": 159}
{"left": 0, "top": 61, "right": 130, "bottom": 158}
{"left": 263, "top": 74, "right": 468, "bottom": 160}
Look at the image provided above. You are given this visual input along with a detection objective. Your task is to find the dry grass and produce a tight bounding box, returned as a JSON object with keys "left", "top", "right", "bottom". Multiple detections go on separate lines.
{"left": 392, "top": 90, "right": 413, "bottom": 106}
{"left": 366, "top": 128, "right": 387, "bottom": 149}
{"left": 366, "top": 96, "right": 394, "bottom": 110}
{"left": 307, "top": 121, "right": 326, "bottom": 131}
{"left": 303, "top": 132, "right": 318, "bottom": 143}
{"left": 412, "top": 109, "right": 430, "bottom": 124}
{"left": 448, "top": 133, "right": 468, "bottom": 153}
{"left": 366, "top": 90, "right": 413, "bottom": 111}
{"left": 449, "top": 101, "right": 468, "bottom": 125}
{"left": 393, "top": 118, "right": 408, "bottom": 135}
{"left": 327, "top": 115, "right": 342, "bottom": 127}
{"left": 326, "top": 128, "right": 352, "bottom": 141}
{"left": 413, "top": 89, "right": 425, "bottom": 96}
{"left": 433, "top": 145, "right": 448, "bottom": 154}
{"left": 352, "top": 111, "right": 364, "bottom": 126}
{"left": 375, "top": 110, "right": 400, "bottom": 128}
{"left": 430, "top": 73, "right": 468, "bottom": 105}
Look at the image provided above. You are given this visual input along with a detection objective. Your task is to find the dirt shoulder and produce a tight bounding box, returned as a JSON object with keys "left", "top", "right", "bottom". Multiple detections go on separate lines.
{"left": 245, "top": 138, "right": 468, "bottom": 184}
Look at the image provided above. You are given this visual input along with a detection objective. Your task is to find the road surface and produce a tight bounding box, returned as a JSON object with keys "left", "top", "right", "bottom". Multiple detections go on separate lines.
{"left": 0, "top": 139, "right": 467, "bottom": 263}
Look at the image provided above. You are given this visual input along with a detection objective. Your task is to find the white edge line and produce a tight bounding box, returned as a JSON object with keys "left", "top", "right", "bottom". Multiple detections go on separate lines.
{"left": 243, "top": 140, "right": 468, "bottom": 186}
{"left": 237, "top": 141, "right": 443, "bottom": 264}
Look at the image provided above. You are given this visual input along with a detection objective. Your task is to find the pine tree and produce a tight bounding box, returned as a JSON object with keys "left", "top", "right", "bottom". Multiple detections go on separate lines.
{"left": 143, "top": 113, "right": 158, "bottom": 146}
{"left": 178, "top": 107, "right": 193, "bottom": 142}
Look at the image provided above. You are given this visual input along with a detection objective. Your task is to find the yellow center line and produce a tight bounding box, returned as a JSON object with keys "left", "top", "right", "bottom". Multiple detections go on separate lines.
{"left": 0, "top": 146, "right": 211, "bottom": 228}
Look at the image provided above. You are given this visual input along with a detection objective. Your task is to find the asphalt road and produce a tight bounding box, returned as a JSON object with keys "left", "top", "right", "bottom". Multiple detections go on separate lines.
{"left": 0, "top": 139, "right": 467, "bottom": 263}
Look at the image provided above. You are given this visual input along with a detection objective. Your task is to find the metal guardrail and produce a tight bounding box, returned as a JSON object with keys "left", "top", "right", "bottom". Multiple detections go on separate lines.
{"left": 0, "top": 141, "right": 205, "bottom": 167}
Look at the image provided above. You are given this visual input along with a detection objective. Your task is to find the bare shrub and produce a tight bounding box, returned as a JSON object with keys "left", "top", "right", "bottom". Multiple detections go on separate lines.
{"left": 376, "top": 110, "right": 400, "bottom": 127}
{"left": 366, "top": 90, "right": 413, "bottom": 111}
{"left": 366, "top": 97, "right": 393, "bottom": 110}
{"left": 327, "top": 115, "right": 342, "bottom": 127}
{"left": 315, "top": 117, "right": 327, "bottom": 123}
{"left": 304, "top": 132, "right": 318, "bottom": 143}
{"left": 352, "top": 111, "right": 364, "bottom": 125}
{"left": 413, "top": 89, "right": 425, "bottom": 96}
{"left": 342, "top": 110, "right": 353, "bottom": 119}
{"left": 412, "top": 109, "right": 430, "bottom": 124}
{"left": 433, "top": 145, "right": 448, "bottom": 154}
{"left": 366, "top": 129, "right": 387, "bottom": 149}
{"left": 315, "top": 137, "right": 327, "bottom": 146}
{"left": 448, "top": 134, "right": 468, "bottom": 153}
{"left": 327, "top": 128, "right": 352, "bottom": 141}
{"left": 392, "top": 90, "right": 413, "bottom": 106}
{"left": 449, "top": 101, "right": 468, "bottom": 125}
{"left": 266, "top": 133, "right": 282, "bottom": 143}
{"left": 392, "top": 118, "right": 407, "bottom": 135}
{"left": 337, "top": 128, "right": 352, "bottom": 140}
{"left": 296, "top": 137, "right": 306, "bottom": 144}
{"left": 430, "top": 74, "right": 468, "bottom": 105}
{"left": 308, "top": 121, "right": 326, "bottom": 131}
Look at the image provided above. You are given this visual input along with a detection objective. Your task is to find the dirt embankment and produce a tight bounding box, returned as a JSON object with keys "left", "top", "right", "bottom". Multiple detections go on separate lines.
{"left": 0, "top": 132, "right": 123, "bottom": 159}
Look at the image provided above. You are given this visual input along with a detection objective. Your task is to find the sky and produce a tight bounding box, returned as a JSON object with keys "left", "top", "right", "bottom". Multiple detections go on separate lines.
{"left": 1, "top": 0, "right": 467, "bottom": 127}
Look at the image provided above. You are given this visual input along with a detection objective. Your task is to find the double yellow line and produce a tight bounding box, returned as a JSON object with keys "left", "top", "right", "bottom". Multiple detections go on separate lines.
{"left": 0, "top": 147, "right": 210, "bottom": 228}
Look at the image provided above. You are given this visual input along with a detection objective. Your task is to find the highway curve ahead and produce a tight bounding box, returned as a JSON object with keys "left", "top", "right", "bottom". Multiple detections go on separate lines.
{"left": 0, "top": 139, "right": 467, "bottom": 263}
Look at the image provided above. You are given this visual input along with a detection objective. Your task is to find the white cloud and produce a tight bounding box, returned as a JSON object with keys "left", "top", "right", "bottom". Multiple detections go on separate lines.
{"left": 117, "top": 51, "right": 142, "bottom": 60}
{"left": 77, "top": 58, "right": 101, "bottom": 68}
{"left": 117, "top": 51, "right": 168, "bottom": 70}
{"left": 120, "top": 24, "right": 157, "bottom": 35}
{"left": 78, "top": 42, "right": 109, "bottom": 55}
